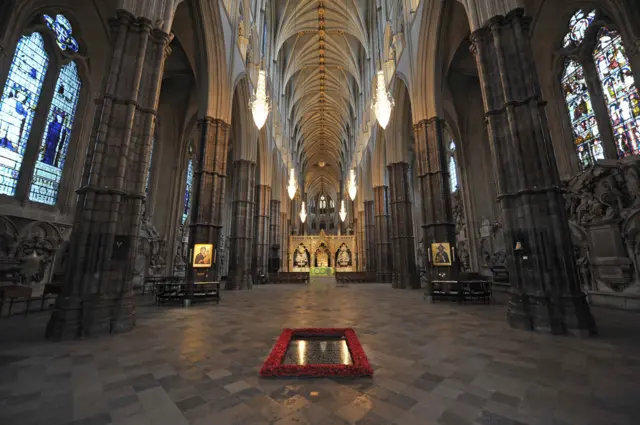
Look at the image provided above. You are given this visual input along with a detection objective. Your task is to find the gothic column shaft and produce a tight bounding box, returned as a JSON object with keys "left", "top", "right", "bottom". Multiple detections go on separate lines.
{"left": 47, "top": 12, "right": 171, "bottom": 339}
{"left": 364, "top": 200, "right": 376, "bottom": 272}
{"left": 357, "top": 210, "right": 365, "bottom": 271}
{"left": 374, "top": 186, "right": 392, "bottom": 282}
{"left": 190, "top": 118, "right": 230, "bottom": 281}
{"left": 281, "top": 212, "right": 288, "bottom": 271}
{"left": 471, "top": 9, "right": 595, "bottom": 335}
{"left": 269, "top": 200, "right": 281, "bottom": 272}
{"left": 254, "top": 185, "right": 271, "bottom": 280}
{"left": 414, "top": 118, "right": 457, "bottom": 280}
{"left": 388, "top": 163, "right": 419, "bottom": 289}
{"left": 226, "top": 160, "right": 256, "bottom": 290}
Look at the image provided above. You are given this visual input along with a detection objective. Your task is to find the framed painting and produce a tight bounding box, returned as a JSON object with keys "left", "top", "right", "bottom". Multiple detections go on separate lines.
{"left": 431, "top": 242, "right": 452, "bottom": 266}
{"left": 193, "top": 243, "right": 214, "bottom": 268}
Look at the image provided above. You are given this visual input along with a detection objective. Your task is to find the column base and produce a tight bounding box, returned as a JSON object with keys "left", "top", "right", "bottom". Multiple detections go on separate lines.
{"left": 46, "top": 292, "right": 136, "bottom": 340}
{"left": 225, "top": 273, "right": 253, "bottom": 290}
{"left": 507, "top": 291, "right": 597, "bottom": 336}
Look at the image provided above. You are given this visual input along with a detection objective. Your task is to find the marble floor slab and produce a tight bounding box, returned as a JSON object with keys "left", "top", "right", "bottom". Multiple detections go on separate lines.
{"left": 1, "top": 282, "right": 639, "bottom": 425}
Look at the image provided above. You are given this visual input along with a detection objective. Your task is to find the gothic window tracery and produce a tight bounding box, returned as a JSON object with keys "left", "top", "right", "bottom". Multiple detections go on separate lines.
{"left": 593, "top": 28, "right": 640, "bottom": 157}
{"left": 0, "top": 33, "right": 49, "bottom": 197}
{"left": 561, "top": 59, "right": 603, "bottom": 168}
{"left": 448, "top": 141, "right": 458, "bottom": 193}
{"left": 182, "top": 156, "right": 194, "bottom": 224}
{"left": 559, "top": 9, "right": 639, "bottom": 168}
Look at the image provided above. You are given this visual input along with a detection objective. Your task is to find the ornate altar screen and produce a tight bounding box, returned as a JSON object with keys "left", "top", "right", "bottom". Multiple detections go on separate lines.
{"left": 289, "top": 230, "right": 356, "bottom": 273}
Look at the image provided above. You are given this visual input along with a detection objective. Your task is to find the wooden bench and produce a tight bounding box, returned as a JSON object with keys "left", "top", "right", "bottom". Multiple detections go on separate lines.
{"left": 0, "top": 285, "right": 33, "bottom": 317}
{"left": 426, "top": 273, "right": 492, "bottom": 304}
{"left": 157, "top": 281, "right": 221, "bottom": 305}
{"left": 269, "top": 272, "right": 309, "bottom": 284}
{"left": 335, "top": 272, "right": 377, "bottom": 284}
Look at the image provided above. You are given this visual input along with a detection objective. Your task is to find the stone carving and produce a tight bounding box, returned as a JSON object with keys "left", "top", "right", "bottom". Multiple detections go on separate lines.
{"left": 0, "top": 217, "right": 65, "bottom": 292}
{"left": 133, "top": 215, "right": 167, "bottom": 287}
{"left": 173, "top": 220, "right": 188, "bottom": 276}
{"left": 564, "top": 157, "right": 639, "bottom": 298}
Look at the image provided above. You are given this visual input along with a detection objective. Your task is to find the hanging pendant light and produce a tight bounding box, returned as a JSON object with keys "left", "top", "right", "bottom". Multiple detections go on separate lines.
{"left": 250, "top": 68, "right": 270, "bottom": 129}
{"left": 339, "top": 199, "right": 347, "bottom": 222}
{"left": 348, "top": 169, "right": 357, "bottom": 201}
{"left": 300, "top": 201, "right": 307, "bottom": 223}
{"left": 288, "top": 168, "right": 297, "bottom": 200}
{"left": 372, "top": 70, "right": 394, "bottom": 129}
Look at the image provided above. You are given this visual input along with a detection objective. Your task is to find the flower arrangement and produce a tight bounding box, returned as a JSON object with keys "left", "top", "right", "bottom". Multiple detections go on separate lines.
{"left": 259, "top": 328, "right": 373, "bottom": 378}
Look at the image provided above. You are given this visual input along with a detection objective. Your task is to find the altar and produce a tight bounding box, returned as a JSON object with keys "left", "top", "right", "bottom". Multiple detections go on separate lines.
{"left": 310, "top": 267, "right": 334, "bottom": 277}
{"left": 290, "top": 230, "right": 356, "bottom": 273}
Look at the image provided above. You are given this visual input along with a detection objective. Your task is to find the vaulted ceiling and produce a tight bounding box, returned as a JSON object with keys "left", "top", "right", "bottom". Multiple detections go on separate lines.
{"left": 273, "top": 0, "right": 370, "bottom": 196}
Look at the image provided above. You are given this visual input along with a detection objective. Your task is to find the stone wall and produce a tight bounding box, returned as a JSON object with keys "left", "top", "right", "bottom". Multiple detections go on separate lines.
{"left": 565, "top": 157, "right": 640, "bottom": 310}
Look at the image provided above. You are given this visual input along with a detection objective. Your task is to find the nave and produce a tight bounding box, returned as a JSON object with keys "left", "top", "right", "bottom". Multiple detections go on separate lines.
{"left": 0, "top": 283, "right": 638, "bottom": 425}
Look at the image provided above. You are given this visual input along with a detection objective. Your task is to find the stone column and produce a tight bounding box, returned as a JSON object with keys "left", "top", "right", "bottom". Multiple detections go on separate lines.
{"left": 388, "top": 162, "right": 419, "bottom": 289}
{"left": 254, "top": 185, "right": 271, "bottom": 281}
{"left": 374, "top": 186, "right": 392, "bottom": 282}
{"left": 364, "top": 200, "right": 376, "bottom": 273}
{"left": 189, "top": 118, "right": 230, "bottom": 282}
{"left": 226, "top": 160, "right": 256, "bottom": 290}
{"left": 269, "top": 200, "right": 281, "bottom": 273}
{"left": 414, "top": 118, "right": 456, "bottom": 281}
{"left": 281, "top": 212, "right": 289, "bottom": 271}
{"left": 46, "top": 12, "right": 171, "bottom": 340}
{"left": 357, "top": 209, "right": 366, "bottom": 271}
{"left": 470, "top": 9, "right": 595, "bottom": 335}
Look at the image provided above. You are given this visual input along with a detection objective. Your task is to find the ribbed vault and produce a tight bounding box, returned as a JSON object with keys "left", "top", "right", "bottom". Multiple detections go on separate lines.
{"left": 275, "top": 0, "right": 369, "bottom": 194}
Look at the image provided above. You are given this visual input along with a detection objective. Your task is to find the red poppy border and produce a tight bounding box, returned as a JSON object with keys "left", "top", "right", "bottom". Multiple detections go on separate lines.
{"left": 259, "top": 328, "right": 374, "bottom": 378}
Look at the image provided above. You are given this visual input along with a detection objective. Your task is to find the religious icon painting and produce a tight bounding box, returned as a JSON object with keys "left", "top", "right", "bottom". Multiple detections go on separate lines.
{"left": 431, "top": 243, "right": 452, "bottom": 267}
{"left": 193, "top": 243, "right": 214, "bottom": 268}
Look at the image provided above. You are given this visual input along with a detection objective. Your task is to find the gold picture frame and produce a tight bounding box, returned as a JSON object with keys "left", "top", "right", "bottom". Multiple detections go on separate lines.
{"left": 431, "top": 242, "right": 452, "bottom": 266}
{"left": 193, "top": 244, "right": 214, "bottom": 268}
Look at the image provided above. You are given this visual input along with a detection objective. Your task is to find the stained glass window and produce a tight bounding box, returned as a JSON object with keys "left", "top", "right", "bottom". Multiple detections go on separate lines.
{"left": 561, "top": 59, "right": 604, "bottom": 169}
{"left": 0, "top": 33, "right": 49, "bottom": 197}
{"left": 44, "top": 15, "right": 79, "bottom": 52}
{"left": 448, "top": 141, "right": 458, "bottom": 192}
{"left": 145, "top": 137, "right": 155, "bottom": 195}
{"left": 182, "top": 159, "right": 194, "bottom": 224}
{"left": 562, "top": 10, "right": 596, "bottom": 48}
{"left": 29, "top": 61, "right": 81, "bottom": 205}
{"left": 594, "top": 28, "right": 640, "bottom": 158}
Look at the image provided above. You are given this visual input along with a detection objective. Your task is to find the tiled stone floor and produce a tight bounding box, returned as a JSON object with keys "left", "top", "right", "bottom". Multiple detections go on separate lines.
{"left": 1, "top": 280, "right": 640, "bottom": 425}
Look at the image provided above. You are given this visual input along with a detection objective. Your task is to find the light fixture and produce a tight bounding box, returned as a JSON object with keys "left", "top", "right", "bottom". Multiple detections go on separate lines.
{"left": 372, "top": 70, "right": 394, "bottom": 129}
{"left": 348, "top": 169, "right": 357, "bottom": 201}
{"left": 250, "top": 68, "right": 270, "bottom": 129}
{"left": 300, "top": 201, "right": 307, "bottom": 223}
{"left": 339, "top": 200, "right": 347, "bottom": 222}
{"left": 288, "top": 168, "right": 297, "bottom": 200}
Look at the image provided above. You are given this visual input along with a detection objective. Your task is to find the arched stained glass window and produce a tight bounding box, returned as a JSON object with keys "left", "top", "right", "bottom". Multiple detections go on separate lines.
{"left": 561, "top": 59, "right": 604, "bottom": 169}
{"left": 29, "top": 61, "right": 81, "bottom": 204}
{"left": 562, "top": 10, "right": 596, "bottom": 48}
{"left": 145, "top": 136, "right": 155, "bottom": 195}
{"left": 0, "top": 33, "right": 49, "bottom": 197}
{"left": 448, "top": 141, "right": 458, "bottom": 193}
{"left": 593, "top": 28, "right": 640, "bottom": 158}
{"left": 182, "top": 158, "right": 194, "bottom": 224}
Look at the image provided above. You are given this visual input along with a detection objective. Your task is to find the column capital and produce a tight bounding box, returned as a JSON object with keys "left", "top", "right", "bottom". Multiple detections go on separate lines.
{"left": 198, "top": 116, "right": 231, "bottom": 129}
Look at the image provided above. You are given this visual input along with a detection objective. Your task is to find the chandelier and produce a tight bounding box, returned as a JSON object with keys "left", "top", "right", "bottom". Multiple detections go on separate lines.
{"left": 372, "top": 70, "right": 394, "bottom": 129}
{"left": 339, "top": 199, "right": 347, "bottom": 222}
{"left": 287, "top": 168, "right": 297, "bottom": 200}
{"left": 348, "top": 169, "right": 357, "bottom": 201}
{"left": 300, "top": 201, "right": 307, "bottom": 223}
{"left": 250, "top": 68, "right": 270, "bottom": 129}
